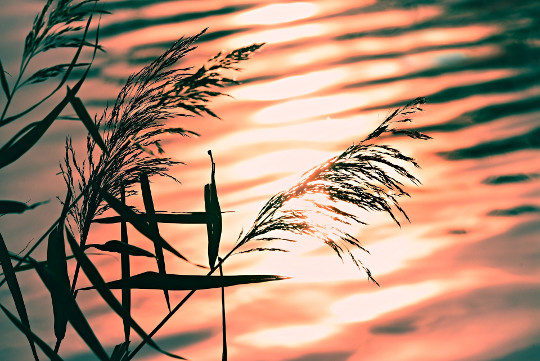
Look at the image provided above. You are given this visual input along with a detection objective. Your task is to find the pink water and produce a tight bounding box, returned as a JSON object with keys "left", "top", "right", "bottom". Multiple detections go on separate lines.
{"left": 1, "top": 1, "right": 539, "bottom": 360}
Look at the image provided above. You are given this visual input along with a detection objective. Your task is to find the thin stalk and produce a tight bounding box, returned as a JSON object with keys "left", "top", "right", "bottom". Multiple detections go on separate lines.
{"left": 120, "top": 183, "right": 131, "bottom": 344}
{"left": 219, "top": 257, "right": 227, "bottom": 361}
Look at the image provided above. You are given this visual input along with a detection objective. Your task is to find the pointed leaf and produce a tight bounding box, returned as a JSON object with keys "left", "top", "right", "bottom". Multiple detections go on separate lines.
{"left": 85, "top": 240, "right": 154, "bottom": 258}
{"left": 0, "top": 58, "right": 10, "bottom": 98}
{"left": 65, "top": 228, "right": 186, "bottom": 360}
{"left": 0, "top": 85, "right": 78, "bottom": 169}
{"left": 47, "top": 189, "right": 71, "bottom": 343}
{"left": 0, "top": 200, "right": 46, "bottom": 215}
{"left": 205, "top": 151, "right": 222, "bottom": 270}
{"left": 80, "top": 272, "right": 288, "bottom": 291}
{"left": 69, "top": 94, "right": 109, "bottom": 156}
{"left": 139, "top": 172, "right": 170, "bottom": 311}
{"left": 0, "top": 233, "right": 40, "bottom": 361}
{"left": 99, "top": 189, "right": 198, "bottom": 266}
{"left": 32, "top": 255, "right": 110, "bottom": 361}
{"left": 0, "top": 305, "right": 64, "bottom": 361}
{"left": 93, "top": 212, "right": 209, "bottom": 225}
{"left": 47, "top": 226, "right": 70, "bottom": 342}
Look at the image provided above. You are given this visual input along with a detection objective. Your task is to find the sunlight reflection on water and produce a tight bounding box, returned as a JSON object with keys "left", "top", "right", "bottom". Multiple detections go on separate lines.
{"left": 1, "top": 0, "right": 539, "bottom": 360}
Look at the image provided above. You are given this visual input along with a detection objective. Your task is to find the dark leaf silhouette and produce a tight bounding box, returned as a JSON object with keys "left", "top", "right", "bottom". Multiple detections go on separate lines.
{"left": 85, "top": 240, "right": 154, "bottom": 258}
{"left": 0, "top": 70, "right": 89, "bottom": 169}
{"left": 47, "top": 190, "right": 71, "bottom": 344}
{"left": 65, "top": 227, "right": 186, "bottom": 360}
{"left": 110, "top": 342, "right": 130, "bottom": 361}
{"left": 0, "top": 58, "right": 10, "bottom": 98}
{"left": 31, "top": 254, "right": 110, "bottom": 361}
{"left": 205, "top": 151, "right": 222, "bottom": 270}
{"left": 0, "top": 233, "right": 40, "bottom": 360}
{"left": 93, "top": 212, "right": 209, "bottom": 224}
{"left": 139, "top": 172, "right": 170, "bottom": 311}
{"left": 0, "top": 200, "right": 46, "bottom": 215}
{"left": 0, "top": 304, "right": 64, "bottom": 361}
{"left": 79, "top": 271, "right": 288, "bottom": 291}
{"left": 99, "top": 189, "right": 195, "bottom": 265}
{"left": 69, "top": 93, "right": 109, "bottom": 155}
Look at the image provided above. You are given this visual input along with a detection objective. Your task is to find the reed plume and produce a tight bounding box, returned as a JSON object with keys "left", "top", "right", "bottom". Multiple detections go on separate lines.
{"left": 62, "top": 30, "right": 263, "bottom": 242}
{"left": 234, "top": 97, "right": 430, "bottom": 285}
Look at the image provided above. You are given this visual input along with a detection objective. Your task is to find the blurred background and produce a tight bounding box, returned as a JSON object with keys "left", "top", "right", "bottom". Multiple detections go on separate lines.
{"left": 0, "top": 0, "right": 539, "bottom": 360}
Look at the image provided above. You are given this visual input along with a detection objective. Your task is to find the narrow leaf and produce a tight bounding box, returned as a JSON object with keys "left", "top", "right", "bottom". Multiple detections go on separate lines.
{"left": 205, "top": 151, "right": 222, "bottom": 270}
{"left": 93, "top": 212, "right": 209, "bottom": 225}
{"left": 0, "top": 200, "right": 46, "bottom": 215}
{"left": 65, "top": 228, "right": 186, "bottom": 360}
{"left": 85, "top": 240, "right": 154, "bottom": 258}
{"left": 0, "top": 12, "right": 96, "bottom": 127}
{"left": 47, "top": 189, "right": 71, "bottom": 343}
{"left": 0, "top": 58, "right": 10, "bottom": 98}
{"left": 32, "top": 255, "right": 110, "bottom": 361}
{"left": 139, "top": 172, "right": 170, "bottom": 311}
{"left": 1, "top": 254, "right": 107, "bottom": 275}
{"left": 79, "top": 271, "right": 288, "bottom": 291}
{"left": 69, "top": 94, "right": 109, "bottom": 155}
{"left": 0, "top": 305, "right": 63, "bottom": 361}
{"left": 47, "top": 226, "right": 70, "bottom": 342}
{"left": 0, "top": 85, "right": 79, "bottom": 169}
{"left": 0, "top": 233, "right": 40, "bottom": 361}
{"left": 98, "top": 189, "right": 198, "bottom": 266}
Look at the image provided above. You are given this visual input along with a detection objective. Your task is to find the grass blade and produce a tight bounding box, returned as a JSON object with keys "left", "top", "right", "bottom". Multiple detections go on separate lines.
{"left": 93, "top": 212, "right": 209, "bottom": 224}
{"left": 0, "top": 86, "right": 77, "bottom": 169}
{"left": 0, "top": 304, "right": 64, "bottom": 361}
{"left": 120, "top": 184, "right": 131, "bottom": 345}
{"left": 79, "top": 271, "right": 289, "bottom": 291}
{"left": 0, "top": 200, "right": 46, "bottom": 215}
{"left": 47, "top": 188, "right": 71, "bottom": 346}
{"left": 85, "top": 240, "right": 154, "bottom": 258}
{"left": 0, "top": 58, "right": 10, "bottom": 98}
{"left": 69, "top": 94, "right": 109, "bottom": 156}
{"left": 99, "top": 188, "right": 200, "bottom": 266}
{"left": 65, "top": 228, "right": 186, "bottom": 360}
{"left": 0, "top": 233, "right": 40, "bottom": 361}
{"left": 1, "top": 255, "right": 78, "bottom": 275}
{"left": 0, "top": 15, "right": 98, "bottom": 166}
{"left": 47, "top": 226, "right": 70, "bottom": 344}
{"left": 205, "top": 151, "right": 222, "bottom": 270}
{"left": 139, "top": 172, "right": 170, "bottom": 311}
{"left": 32, "top": 255, "right": 110, "bottom": 361}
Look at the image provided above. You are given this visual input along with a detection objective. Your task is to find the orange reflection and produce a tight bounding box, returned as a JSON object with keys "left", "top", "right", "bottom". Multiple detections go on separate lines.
{"left": 233, "top": 2, "right": 319, "bottom": 25}
{"left": 236, "top": 324, "right": 338, "bottom": 347}
{"left": 225, "top": 23, "right": 326, "bottom": 48}
{"left": 229, "top": 68, "right": 347, "bottom": 101}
